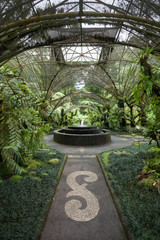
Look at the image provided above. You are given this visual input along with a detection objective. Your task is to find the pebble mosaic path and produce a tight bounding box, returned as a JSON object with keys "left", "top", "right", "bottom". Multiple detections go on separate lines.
{"left": 40, "top": 134, "right": 147, "bottom": 240}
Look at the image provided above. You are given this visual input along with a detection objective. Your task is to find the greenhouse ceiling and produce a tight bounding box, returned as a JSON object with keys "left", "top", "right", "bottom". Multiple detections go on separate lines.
{"left": 0, "top": 0, "right": 160, "bottom": 107}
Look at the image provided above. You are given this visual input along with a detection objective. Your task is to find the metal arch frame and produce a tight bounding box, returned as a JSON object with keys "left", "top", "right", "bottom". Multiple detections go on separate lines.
{"left": 0, "top": 12, "right": 160, "bottom": 64}
{"left": 44, "top": 62, "right": 121, "bottom": 99}
{"left": 7, "top": 44, "right": 151, "bottom": 105}
{"left": 1, "top": 0, "right": 159, "bottom": 24}
{"left": 64, "top": 104, "right": 100, "bottom": 114}
{"left": 0, "top": 0, "right": 160, "bottom": 110}
{"left": 51, "top": 91, "right": 111, "bottom": 110}
{"left": 47, "top": 64, "right": 108, "bottom": 89}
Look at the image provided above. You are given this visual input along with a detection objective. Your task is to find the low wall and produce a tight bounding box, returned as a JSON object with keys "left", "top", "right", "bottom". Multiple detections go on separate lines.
{"left": 53, "top": 129, "right": 111, "bottom": 146}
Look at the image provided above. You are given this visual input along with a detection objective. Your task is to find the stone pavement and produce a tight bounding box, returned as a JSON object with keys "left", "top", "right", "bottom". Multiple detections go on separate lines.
{"left": 45, "top": 134, "right": 147, "bottom": 155}
{"left": 40, "top": 135, "right": 147, "bottom": 240}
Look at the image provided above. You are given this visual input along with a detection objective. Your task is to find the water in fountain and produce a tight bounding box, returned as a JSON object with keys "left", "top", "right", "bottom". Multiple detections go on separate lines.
{"left": 81, "top": 119, "right": 84, "bottom": 126}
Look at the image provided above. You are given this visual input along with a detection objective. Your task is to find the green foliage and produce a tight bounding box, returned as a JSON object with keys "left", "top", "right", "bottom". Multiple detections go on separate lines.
{"left": 81, "top": 104, "right": 110, "bottom": 128}
{"left": 26, "top": 160, "right": 43, "bottom": 170}
{"left": 10, "top": 175, "right": 22, "bottom": 181}
{"left": 0, "top": 67, "right": 50, "bottom": 174}
{"left": 0, "top": 149, "right": 65, "bottom": 240}
{"left": 51, "top": 106, "right": 94, "bottom": 128}
{"left": 138, "top": 147, "right": 160, "bottom": 192}
{"left": 100, "top": 143, "right": 160, "bottom": 240}
{"left": 108, "top": 106, "right": 124, "bottom": 130}
{"left": 100, "top": 151, "right": 112, "bottom": 167}
{"left": 132, "top": 47, "right": 160, "bottom": 146}
{"left": 48, "top": 158, "right": 60, "bottom": 164}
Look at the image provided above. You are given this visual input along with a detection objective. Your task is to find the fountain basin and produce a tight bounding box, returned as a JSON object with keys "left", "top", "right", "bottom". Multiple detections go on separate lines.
{"left": 53, "top": 125, "right": 111, "bottom": 146}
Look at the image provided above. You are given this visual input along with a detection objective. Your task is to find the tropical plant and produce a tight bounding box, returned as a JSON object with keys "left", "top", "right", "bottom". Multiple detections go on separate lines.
{"left": 0, "top": 67, "right": 50, "bottom": 174}
{"left": 138, "top": 147, "right": 160, "bottom": 194}
{"left": 132, "top": 46, "right": 160, "bottom": 147}
{"left": 107, "top": 105, "right": 125, "bottom": 130}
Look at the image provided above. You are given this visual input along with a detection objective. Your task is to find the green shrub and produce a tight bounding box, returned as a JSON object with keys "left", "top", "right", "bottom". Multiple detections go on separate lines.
{"left": 100, "top": 144, "right": 160, "bottom": 240}
{"left": 0, "top": 149, "right": 65, "bottom": 240}
{"left": 10, "top": 175, "right": 22, "bottom": 181}
{"left": 48, "top": 158, "right": 60, "bottom": 164}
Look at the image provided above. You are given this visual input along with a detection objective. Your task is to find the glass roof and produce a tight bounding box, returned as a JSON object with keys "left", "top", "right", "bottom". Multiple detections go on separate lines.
{"left": 1, "top": 0, "right": 160, "bottom": 22}
{"left": 0, "top": 0, "right": 159, "bottom": 65}
{"left": 0, "top": 0, "right": 160, "bottom": 108}
{"left": 62, "top": 45, "right": 102, "bottom": 62}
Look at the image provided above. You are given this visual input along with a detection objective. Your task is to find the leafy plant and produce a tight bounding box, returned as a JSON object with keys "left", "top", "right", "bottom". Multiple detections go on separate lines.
{"left": 0, "top": 67, "right": 50, "bottom": 174}
{"left": 138, "top": 147, "right": 160, "bottom": 193}
{"left": 0, "top": 148, "right": 65, "bottom": 240}
{"left": 132, "top": 47, "right": 160, "bottom": 146}
{"left": 108, "top": 105, "right": 125, "bottom": 130}
{"left": 100, "top": 143, "right": 160, "bottom": 240}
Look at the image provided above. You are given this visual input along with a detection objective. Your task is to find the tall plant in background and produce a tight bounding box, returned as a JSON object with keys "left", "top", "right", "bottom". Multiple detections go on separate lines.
{"left": 0, "top": 67, "right": 50, "bottom": 174}
{"left": 133, "top": 47, "right": 160, "bottom": 147}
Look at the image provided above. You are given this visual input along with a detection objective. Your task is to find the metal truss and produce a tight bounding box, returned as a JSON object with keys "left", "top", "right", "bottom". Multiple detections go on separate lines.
{"left": 0, "top": 0, "right": 160, "bottom": 109}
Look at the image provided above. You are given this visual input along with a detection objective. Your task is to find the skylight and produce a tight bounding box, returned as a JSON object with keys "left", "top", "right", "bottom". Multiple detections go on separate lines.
{"left": 61, "top": 45, "right": 102, "bottom": 63}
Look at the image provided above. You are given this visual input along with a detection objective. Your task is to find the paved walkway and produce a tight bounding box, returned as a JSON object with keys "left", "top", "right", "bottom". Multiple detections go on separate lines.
{"left": 41, "top": 135, "right": 148, "bottom": 240}
{"left": 45, "top": 134, "right": 147, "bottom": 155}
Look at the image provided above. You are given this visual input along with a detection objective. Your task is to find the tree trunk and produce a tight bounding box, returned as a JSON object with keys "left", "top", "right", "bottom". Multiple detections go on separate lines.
{"left": 118, "top": 100, "right": 126, "bottom": 127}
{"left": 130, "top": 106, "right": 136, "bottom": 127}
{"left": 139, "top": 103, "right": 147, "bottom": 126}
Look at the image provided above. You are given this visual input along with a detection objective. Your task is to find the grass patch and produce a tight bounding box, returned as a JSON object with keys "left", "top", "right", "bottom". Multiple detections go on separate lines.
{"left": 99, "top": 143, "right": 160, "bottom": 240}
{"left": 0, "top": 149, "right": 66, "bottom": 240}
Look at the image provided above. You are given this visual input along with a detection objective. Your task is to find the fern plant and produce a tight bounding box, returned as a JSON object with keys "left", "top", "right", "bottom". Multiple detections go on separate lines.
{"left": 0, "top": 67, "right": 50, "bottom": 174}
{"left": 132, "top": 47, "right": 160, "bottom": 147}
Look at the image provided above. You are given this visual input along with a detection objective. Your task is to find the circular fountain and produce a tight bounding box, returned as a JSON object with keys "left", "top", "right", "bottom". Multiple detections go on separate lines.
{"left": 53, "top": 124, "right": 111, "bottom": 146}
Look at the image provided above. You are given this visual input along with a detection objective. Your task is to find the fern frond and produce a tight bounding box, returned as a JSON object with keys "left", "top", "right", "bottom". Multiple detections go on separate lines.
{"left": 1, "top": 147, "right": 23, "bottom": 174}
{"left": 1, "top": 69, "right": 48, "bottom": 174}
{"left": 8, "top": 119, "right": 22, "bottom": 149}
{"left": 0, "top": 119, "right": 10, "bottom": 148}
